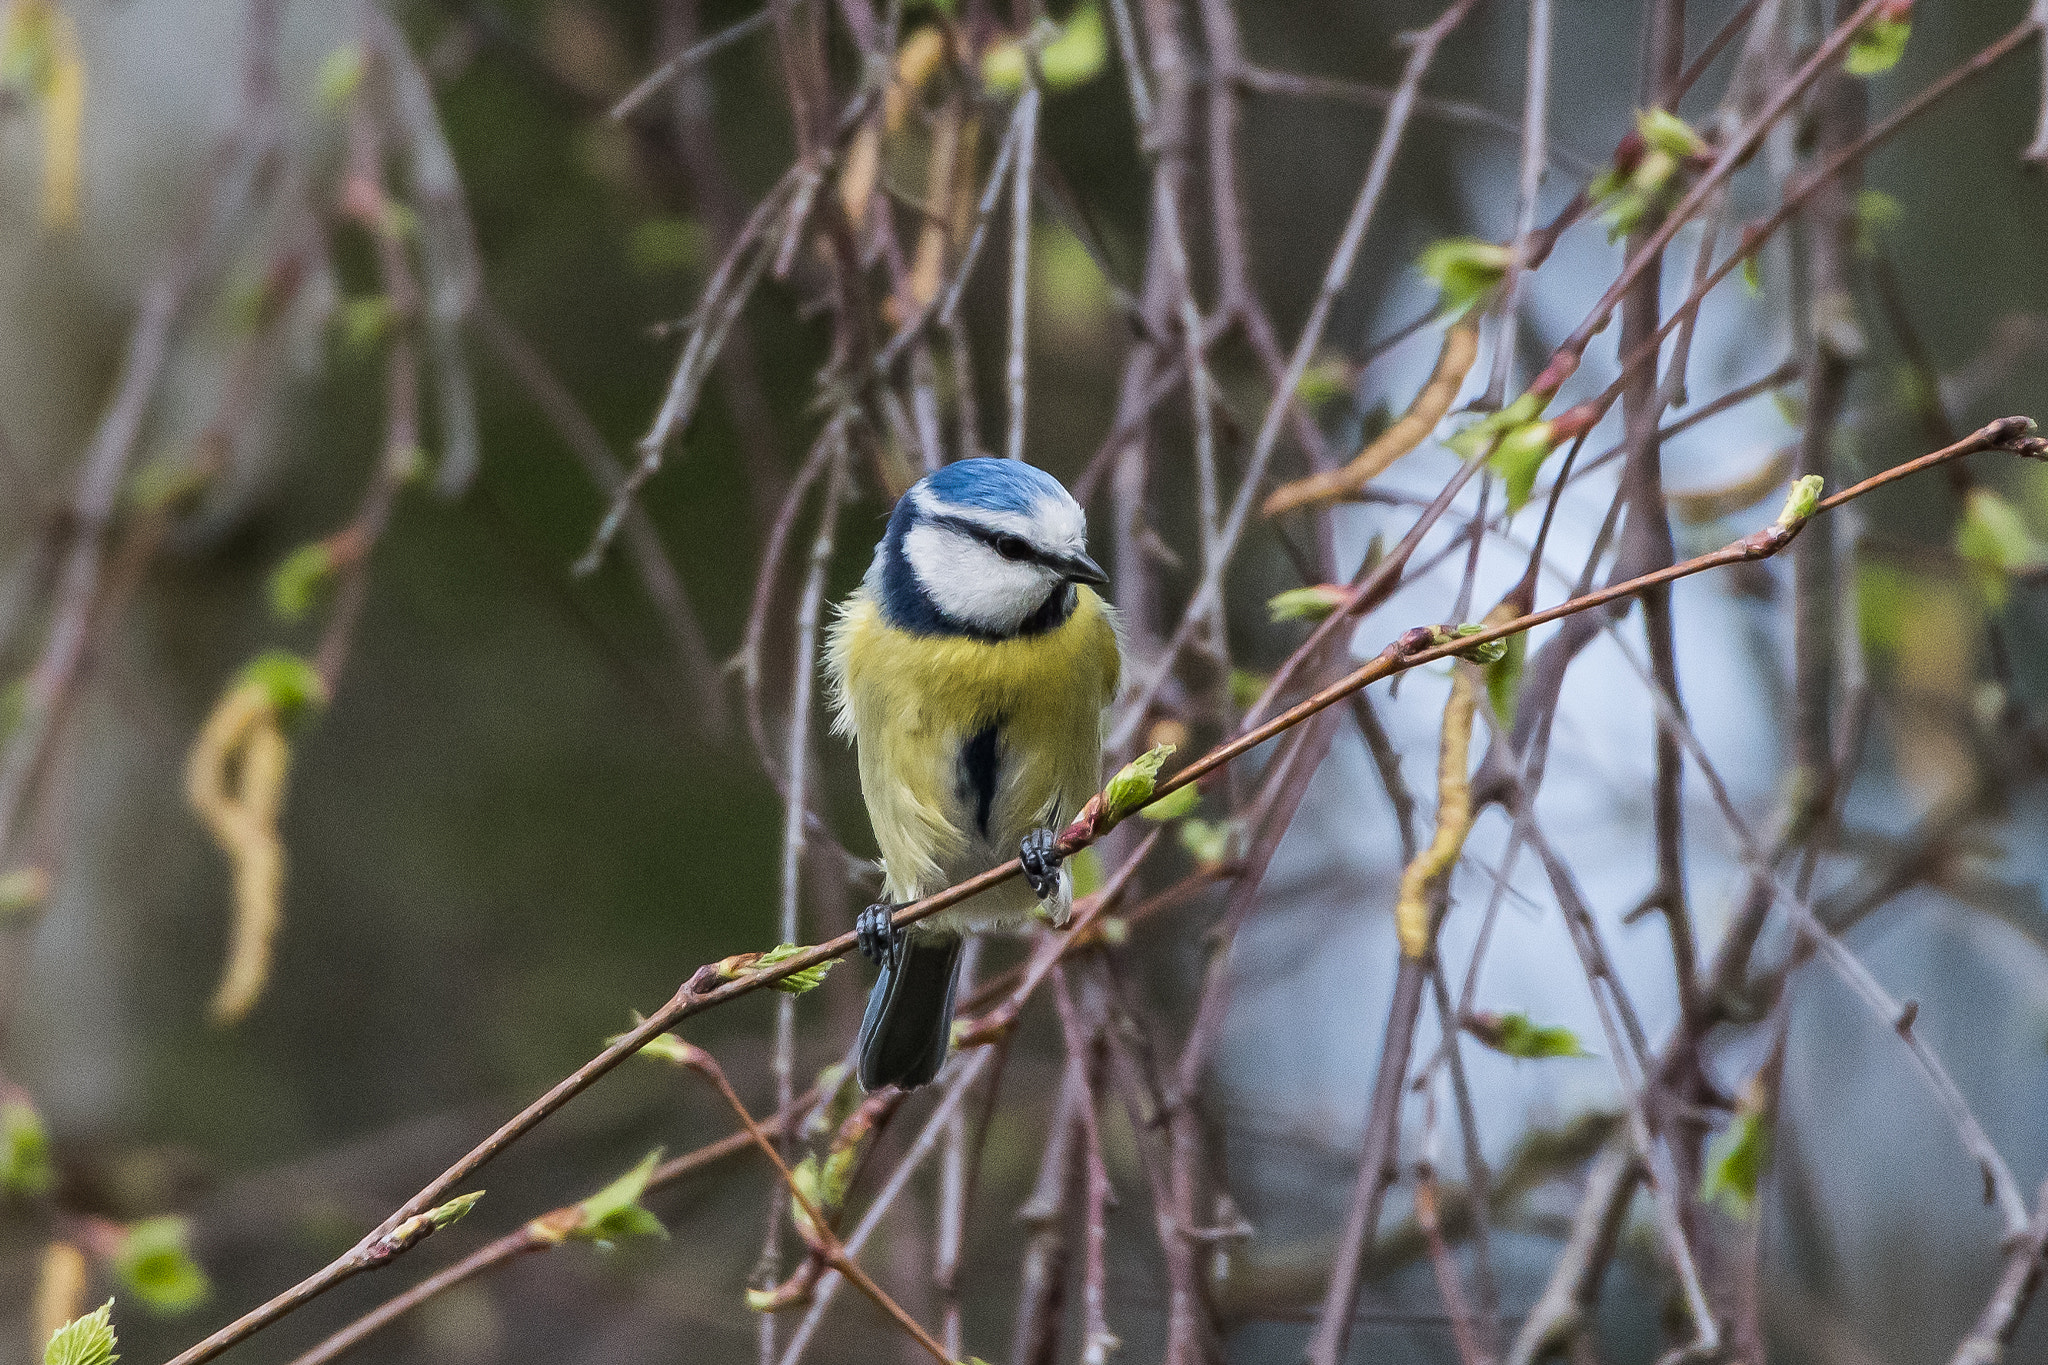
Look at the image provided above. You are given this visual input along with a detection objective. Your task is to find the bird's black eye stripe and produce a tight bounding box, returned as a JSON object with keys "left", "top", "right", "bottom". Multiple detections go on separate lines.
{"left": 995, "top": 534, "right": 1033, "bottom": 562}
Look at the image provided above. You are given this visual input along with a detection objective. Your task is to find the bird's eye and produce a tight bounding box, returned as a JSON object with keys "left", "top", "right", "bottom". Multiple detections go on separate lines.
{"left": 994, "top": 535, "right": 1033, "bottom": 562}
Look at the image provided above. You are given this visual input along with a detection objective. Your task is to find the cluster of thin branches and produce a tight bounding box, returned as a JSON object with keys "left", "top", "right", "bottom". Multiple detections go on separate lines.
{"left": 12, "top": 1, "right": 2048, "bottom": 1363}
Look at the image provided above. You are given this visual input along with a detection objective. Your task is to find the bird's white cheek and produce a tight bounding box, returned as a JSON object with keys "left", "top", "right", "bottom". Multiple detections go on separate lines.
{"left": 904, "top": 525, "right": 1054, "bottom": 633}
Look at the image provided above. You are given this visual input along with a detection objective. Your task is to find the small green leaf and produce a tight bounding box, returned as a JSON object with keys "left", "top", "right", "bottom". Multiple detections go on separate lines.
{"left": 1467, "top": 1011, "right": 1593, "bottom": 1059}
{"left": 1485, "top": 629, "right": 1527, "bottom": 726}
{"left": 1855, "top": 560, "right": 1910, "bottom": 655}
{"left": 111, "top": 1218, "right": 210, "bottom": 1316}
{"left": 44, "top": 1300, "right": 117, "bottom": 1365}
{"left": 1490, "top": 420, "right": 1558, "bottom": 512}
{"left": 1178, "top": 817, "right": 1231, "bottom": 867}
{"left": 628, "top": 217, "right": 709, "bottom": 276}
{"left": 1446, "top": 392, "right": 1545, "bottom": 462}
{"left": 268, "top": 543, "right": 336, "bottom": 622}
{"left": 1, "top": 1098, "right": 53, "bottom": 1194}
{"left": 1432, "top": 624, "right": 1506, "bottom": 665}
{"left": 1957, "top": 488, "right": 2048, "bottom": 609}
{"left": 1066, "top": 846, "right": 1104, "bottom": 897}
{"left": 1855, "top": 188, "right": 1902, "bottom": 256}
{"left": 613, "top": 1021, "right": 705, "bottom": 1069}
{"left": 1845, "top": 14, "right": 1910, "bottom": 76}
{"left": 1702, "top": 1108, "right": 1770, "bottom": 1218}
{"left": 1139, "top": 783, "right": 1199, "bottom": 821}
{"left": 1267, "top": 584, "right": 1350, "bottom": 623}
{"left": 755, "top": 943, "right": 835, "bottom": 995}
{"left": 1037, "top": 3, "right": 1106, "bottom": 89}
{"left": 574, "top": 1150, "right": 668, "bottom": 1245}
{"left": 1294, "top": 354, "right": 1353, "bottom": 408}
{"left": 1740, "top": 253, "right": 1763, "bottom": 296}
{"left": 1228, "top": 669, "right": 1270, "bottom": 710}
{"left": 314, "top": 45, "right": 364, "bottom": 112}
{"left": 1417, "top": 237, "right": 1514, "bottom": 319}
{"left": 1775, "top": 474, "right": 1825, "bottom": 530}
{"left": 127, "top": 456, "right": 210, "bottom": 513}
{"left": 1103, "top": 744, "right": 1175, "bottom": 821}
{"left": 1636, "top": 106, "right": 1707, "bottom": 159}
{"left": 237, "top": 651, "right": 327, "bottom": 723}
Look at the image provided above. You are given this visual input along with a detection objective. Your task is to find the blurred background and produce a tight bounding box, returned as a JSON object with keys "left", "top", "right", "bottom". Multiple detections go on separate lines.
{"left": 2, "top": 2, "right": 2047, "bottom": 1363}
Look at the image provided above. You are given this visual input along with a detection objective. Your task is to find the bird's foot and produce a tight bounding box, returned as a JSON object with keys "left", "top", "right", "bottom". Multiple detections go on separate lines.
{"left": 1020, "top": 828, "right": 1064, "bottom": 901}
{"left": 857, "top": 903, "right": 903, "bottom": 967}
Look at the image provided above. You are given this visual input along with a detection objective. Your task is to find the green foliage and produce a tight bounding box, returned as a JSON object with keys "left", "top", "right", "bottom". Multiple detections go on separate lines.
{"left": 1228, "top": 668, "right": 1270, "bottom": 710}
{"left": 1776, "top": 474, "right": 1825, "bottom": 530}
{"left": 1490, "top": 419, "right": 1558, "bottom": 512}
{"left": 1855, "top": 560, "right": 1911, "bottom": 655}
{"left": 1178, "top": 817, "right": 1232, "bottom": 867}
{"left": 1740, "top": 252, "right": 1763, "bottom": 296}
{"left": 1855, "top": 188, "right": 1903, "bottom": 256}
{"left": 1845, "top": 13, "right": 1910, "bottom": 77}
{"left": 1434, "top": 624, "right": 1507, "bottom": 665}
{"left": 1467, "top": 1010, "right": 1593, "bottom": 1059}
{"left": 1957, "top": 488, "right": 2048, "bottom": 609}
{"left": 237, "top": 651, "right": 327, "bottom": 723}
{"left": 111, "top": 1218, "right": 210, "bottom": 1315}
{"left": 1486, "top": 629, "right": 1527, "bottom": 726}
{"left": 1103, "top": 744, "right": 1175, "bottom": 821}
{"left": 1637, "top": 107, "right": 1706, "bottom": 158}
{"left": 755, "top": 943, "right": 836, "bottom": 995}
{"left": 44, "top": 1301, "right": 117, "bottom": 1365}
{"left": 1066, "top": 846, "right": 1104, "bottom": 897}
{"left": 1139, "top": 783, "right": 1200, "bottom": 821}
{"left": 982, "top": 4, "right": 1106, "bottom": 94}
{"left": 627, "top": 217, "right": 709, "bottom": 276}
{"left": 425, "top": 1191, "right": 485, "bottom": 1230}
{"left": 1417, "top": 237, "right": 1513, "bottom": 319}
{"left": 1702, "top": 1108, "right": 1770, "bottom": 1218}
{"left": 268, "top": 542, "right": 336, "bottom": 622}
{"left": 1293, "top": 354, "right": 1354, "bottom": 408}
{"left": 573, "top": 1150, "right": 668, "bottom": 1246}
{"left": 1267, "top": 584, "right": 1349, "bottom": 623}
{"left": 1, "top": 1098, "right": 53, "bottom": 1193}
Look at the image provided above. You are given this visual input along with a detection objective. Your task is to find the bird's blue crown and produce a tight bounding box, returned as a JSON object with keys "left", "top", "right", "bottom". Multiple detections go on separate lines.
{"left": 917, "top": 458, "right": 1069, "bottom": 516}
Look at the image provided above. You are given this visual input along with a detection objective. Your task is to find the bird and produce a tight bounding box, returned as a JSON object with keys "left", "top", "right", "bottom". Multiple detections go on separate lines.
{"left": 826, "top": 458, "right": 1122, "bottom": 1091}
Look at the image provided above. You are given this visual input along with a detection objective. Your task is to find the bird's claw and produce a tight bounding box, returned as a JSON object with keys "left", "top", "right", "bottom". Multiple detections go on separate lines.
{"left": 857, "top": 903, "right": 902, "bottom": 967}
{"left": 1020, "top": 828, "right": 1064, "bottom": 901}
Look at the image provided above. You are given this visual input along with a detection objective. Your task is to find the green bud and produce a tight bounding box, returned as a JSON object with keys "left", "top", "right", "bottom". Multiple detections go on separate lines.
{"left": 1636, "top": 106, "right": 1707, "bottom": 159}
{"left": 1103, "top": 744, "right": 1175, "bottom": 821}
{"left": 237, "top": 651, "right": 327, "bottom": 723}
{"left": 1845, "top": 13, "right": 1910, "bottom": 77}
{"left": 313, "top": 45, "right": 364, "bottom": 113}
{"left": 754, "top": 943, "right": 836, "bottom": 995}
{"left": 1434, "top": 624, "right": 1506, "bottom": 665}
{"left": 268, "top": 543, "right": 336, "bottom": 623}
{"left": 1775, "top": 474, "right": 1825, "bottom": 530}
{"left": 1490, "top": 420, "right": 1558, "bottom": 512}
{"left": 1417, "top": 237, "right": 1514, "bottom": 320}
{"left": 1177, "top": 818, "right": 1231, "bottom": 867}
{"left": 1701, "top": 1107, "right": 1770, "bottom": 1219}
{"left": 1267, "top": 584, "right": 1350, "bottom": 623}
{"left": 1466, "top": 1010, "right": 1593, "bottom": 1059}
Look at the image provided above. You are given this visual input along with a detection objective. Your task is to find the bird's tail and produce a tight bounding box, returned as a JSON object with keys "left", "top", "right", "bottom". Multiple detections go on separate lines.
{"left": 857, "top": 930, "right": 963, "bottom": 1091}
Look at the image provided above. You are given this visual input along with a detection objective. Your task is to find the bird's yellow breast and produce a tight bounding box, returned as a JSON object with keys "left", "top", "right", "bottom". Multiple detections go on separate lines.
{"left": 826, "top": 586, "right": 1121, "bottom": 918}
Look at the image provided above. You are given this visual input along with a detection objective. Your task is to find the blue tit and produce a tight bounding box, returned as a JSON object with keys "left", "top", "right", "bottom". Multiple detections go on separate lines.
{"left": 826, "top": 459, "right": 1122, "bottom": 1090}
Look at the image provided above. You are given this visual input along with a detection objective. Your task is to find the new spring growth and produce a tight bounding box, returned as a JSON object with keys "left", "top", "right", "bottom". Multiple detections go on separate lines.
{"left": 185, "top": 652, "right": 328, "bottom": 1026}
{"left": 1267, "top": 584, "right": 1351, "bottom": 623}
{"left": 1417, "top": 238, "right": 1514, "bottom": 320}
{"left": 368, "top": 1192, "right": 485, "bottom": 1263}
{"left": 981, "top": 2, "right": 1106, "bottom": 94}
{"left": 1846, "top": 0, "right": 1912, "bottom": 77}
{"left": 716, "top": 942, "right": 836, "bottom": 995}
{"left": 1099, "top": 743, "right": 1176, "bottom": 824}
{"left": 43, "top": 1299, "right": 116, "bottom": 1365}
{"left": 532, "top": 1151, "right": 666, "bottom": 1247}
{"left": 1464, "top": 1011, "right": 1593, "bottom": 1060}
{"left": 109, "top": 1218, "right": 209, "bottom": 1315}
{"left": 2, "top": 1095, "right": 53, "bottom": 1194}
{"left": 1447, "top": 394, "right": 1600, "bottom": 512}
{"left": 1589, "top": 107, "right": 1710, "bottom": 241}
{"left": 1702, "top": 1077, "right": 1773, "bottom": 1220}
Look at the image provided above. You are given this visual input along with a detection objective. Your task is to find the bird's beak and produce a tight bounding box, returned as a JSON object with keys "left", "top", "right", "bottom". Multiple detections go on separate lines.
{"left": 1057, "top": 550, "right": 1109, "bottom": 586}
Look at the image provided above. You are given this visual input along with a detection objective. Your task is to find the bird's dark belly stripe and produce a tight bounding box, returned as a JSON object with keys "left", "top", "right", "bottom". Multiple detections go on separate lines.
{"left": 959, "top": 724, "right": 1002, "bottom": 838}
